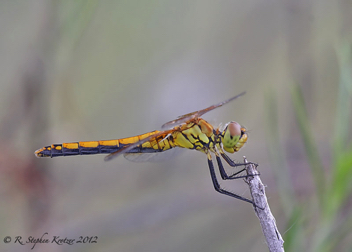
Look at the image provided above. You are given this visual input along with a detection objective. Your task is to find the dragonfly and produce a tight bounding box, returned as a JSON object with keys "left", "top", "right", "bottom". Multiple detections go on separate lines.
{"left": 35, "top": 92, "right": 256, "bottom": 205}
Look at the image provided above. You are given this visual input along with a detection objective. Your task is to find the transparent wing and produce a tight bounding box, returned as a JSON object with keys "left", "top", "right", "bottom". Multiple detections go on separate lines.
{"left": 123, "top": 148, "right": 184, "bottom": 163}
{"left": 161, "top": 92, "right": 246, "bottom": 129}
{"left": 105, "top": 92, "right": 245, "bottom": 161}
{"left": 104, "top": 129, "right": 175, "bottom": 161}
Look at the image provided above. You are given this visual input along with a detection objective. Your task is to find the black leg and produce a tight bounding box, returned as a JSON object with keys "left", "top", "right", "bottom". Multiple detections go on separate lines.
{"left": 221, "top": 153, "right": 258, "bottom": 168}
{"left": 207, "top": 157, "right": 254, "bottom": 205}
{"left": 216, "top": 155, "right": 247, "bottom": 180}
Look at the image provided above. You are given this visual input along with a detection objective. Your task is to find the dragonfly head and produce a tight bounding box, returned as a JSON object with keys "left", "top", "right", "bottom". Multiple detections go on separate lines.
{"left": 221, "top": 121, "right": 248, "bottom": 153}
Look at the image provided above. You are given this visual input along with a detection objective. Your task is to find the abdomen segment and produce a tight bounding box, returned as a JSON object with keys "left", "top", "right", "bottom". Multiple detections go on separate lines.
{"left": 35, "top": 140, "right": 122, "bottom": 157}
{"left": 34, "top": 130, "right": 171, "bottom": 158}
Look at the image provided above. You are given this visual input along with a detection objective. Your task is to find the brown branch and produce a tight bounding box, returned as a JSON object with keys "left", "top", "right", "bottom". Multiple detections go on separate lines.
{"left": 244, "top": 157, "right": 285, "bottom": 252}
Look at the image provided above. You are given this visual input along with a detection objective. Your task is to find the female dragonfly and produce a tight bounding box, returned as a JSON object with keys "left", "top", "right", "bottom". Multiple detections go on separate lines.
{"left": 35, "top": 92, "right": 255, "bottom": 205}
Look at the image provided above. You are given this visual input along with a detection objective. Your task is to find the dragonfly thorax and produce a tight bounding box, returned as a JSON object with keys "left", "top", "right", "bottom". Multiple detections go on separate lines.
{"left": 221, "top": 121, "right": 247, "bottom": 153}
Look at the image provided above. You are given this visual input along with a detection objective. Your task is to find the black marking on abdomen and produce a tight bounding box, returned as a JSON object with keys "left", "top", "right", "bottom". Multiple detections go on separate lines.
{"left": 38, "top": 141, "right": 171, "bottom": 158}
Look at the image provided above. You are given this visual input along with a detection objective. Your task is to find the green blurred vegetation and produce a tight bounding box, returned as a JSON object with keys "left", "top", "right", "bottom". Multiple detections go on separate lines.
{"left": 266, "top": 42, "right": 352, "bottom": 252}
{"left": 1, "top": 1, "right": 352, "bottom": 251}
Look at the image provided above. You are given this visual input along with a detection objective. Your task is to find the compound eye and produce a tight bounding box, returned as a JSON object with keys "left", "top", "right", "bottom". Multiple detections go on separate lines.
{"left": 222, "top": 121, "right": 242, "bottom": 153}
{"left": 227, "top": 121, "right": 241, "bottom": 137}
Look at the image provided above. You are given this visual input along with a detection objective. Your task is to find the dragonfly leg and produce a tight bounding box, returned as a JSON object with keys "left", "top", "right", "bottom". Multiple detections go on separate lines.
{"left": 221, "top": 153, "right": 258, "bottom": 168}
{"left": 216, "top": 155, "right": 248, "bottom": 180}
{"left": 207, "top": 155, "right": 254, "bottom": 205}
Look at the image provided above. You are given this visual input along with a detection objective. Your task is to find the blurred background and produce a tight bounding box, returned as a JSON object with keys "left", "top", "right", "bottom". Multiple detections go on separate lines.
{"left": 1, "top": 1, "right": 352, "bottom": 251}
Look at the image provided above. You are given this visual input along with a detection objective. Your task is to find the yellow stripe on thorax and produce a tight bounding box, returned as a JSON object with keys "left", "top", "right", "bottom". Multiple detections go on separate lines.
{"left": 172, "top": 119, "right": 214, "bottom": 150}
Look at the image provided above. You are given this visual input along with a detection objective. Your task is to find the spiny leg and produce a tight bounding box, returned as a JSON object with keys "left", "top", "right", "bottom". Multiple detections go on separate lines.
{"left": 207, "top": 154, "right": 254, "bottom": 205}
{"left": 215, "top": 155, "right": 247, "bottom": 180}
{"left": 221, "top": 152, "right": 258, "bottom": 168}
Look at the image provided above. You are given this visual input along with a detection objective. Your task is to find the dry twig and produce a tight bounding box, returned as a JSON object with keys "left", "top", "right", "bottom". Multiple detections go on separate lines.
{"left": 244, "top": 157, "right": 285, "bottom": 252}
